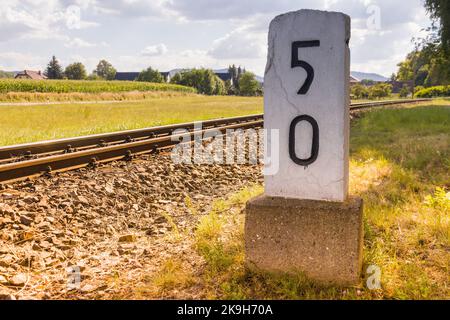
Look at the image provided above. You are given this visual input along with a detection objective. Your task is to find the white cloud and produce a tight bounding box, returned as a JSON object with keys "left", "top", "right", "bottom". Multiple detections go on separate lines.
{"left": 141, "top": 44, "right": 168, "bottom": 57}
{"left": 167, "top": 0, "right": 321, "bottom": 21}
{"left": 0, "top": 0, "right": 433, "bottom": 77}
{"left": 208, "top": 25, "right": 266, "bottom": 60}
{"left": 0, "top": 51, "right": 47, "bottom": 71}
{"left": 0, "top": 0, "right": 98, "bottom": 42}
{"left": 86, "top": 0, "right": 174, "bottom": 19}
{"left": 65, "top": 37, "right": 94, "bottom": 48}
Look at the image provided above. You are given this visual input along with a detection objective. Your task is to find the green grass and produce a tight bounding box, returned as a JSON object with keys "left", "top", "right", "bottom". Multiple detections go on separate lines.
{"left": 0, "top": 96, "right": 263, "bottom": 146}
{"left": 151, "top": 102, "right": 449, "bottom": 300}
{"left": 0, "top": 79, "right": 196, "bottom": 94}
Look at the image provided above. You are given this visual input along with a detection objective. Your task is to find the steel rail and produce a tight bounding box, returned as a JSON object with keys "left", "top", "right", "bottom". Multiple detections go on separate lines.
{"left": 0, "top": 113, "right": 263, "bottom": 161}
{"left": 0, "top": 119, "right": 263, "bottom": 183}
{"left": 0, "top": 99, "right": 431, "bottom": 162}
{"left": 0, "top": 98, "right": 433, "bottom": 184}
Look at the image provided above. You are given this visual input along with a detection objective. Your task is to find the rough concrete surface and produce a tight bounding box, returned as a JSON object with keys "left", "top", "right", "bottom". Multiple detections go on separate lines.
{"left": 245, "top": 195, "right": 363, "bottom": 285}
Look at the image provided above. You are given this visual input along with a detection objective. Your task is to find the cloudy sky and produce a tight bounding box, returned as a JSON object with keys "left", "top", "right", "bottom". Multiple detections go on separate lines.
{"left": 0, "top": 0, "right": 431, "bottom": 77}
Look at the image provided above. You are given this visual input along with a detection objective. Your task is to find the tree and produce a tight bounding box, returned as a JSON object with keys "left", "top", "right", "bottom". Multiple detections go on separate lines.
{"left": 214, "top": 77, "right": 226, "bottom": 95}
{"left": 95, "top": 60, "right": 116, "bottom": 80}
{"left": 424, "top": 0, "right": 450, "bottom": 51}
{"left": 0, "top": 70, "right": 14, "bottom": 78}
{"left": 170, "top": 69, "right": 225, "bottom": 95}
{"left": 396, "top": 44, "right": 449, "bottom": 86}
{"left": 238, "top": 72, "right": 261, "bottom": 96}
{"left": 137, "top": 67, "right": 163, "bottom": 83}
{"left": 64, "top": 62, "right": 87, "bottom": 80}
{"left": 44, "top": 56, "right": 64, "bottom": 79}
{"left": 399, "top": 84, "right": 411, "bottom": 98}
{"left": 395, "top": 1, "right": 450, "bottom": 86}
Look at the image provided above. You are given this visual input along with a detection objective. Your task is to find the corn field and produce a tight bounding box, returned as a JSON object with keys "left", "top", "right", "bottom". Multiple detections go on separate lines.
{"left": 0, "top": 79, "right": 197, "bottom": 94}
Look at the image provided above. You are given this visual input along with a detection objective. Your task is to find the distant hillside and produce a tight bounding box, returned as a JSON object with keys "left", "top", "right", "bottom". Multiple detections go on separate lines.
{"left": 351, "top": 71, "right": 389, "bottom": 82}
{"left": 0, "top": 70, "right": 14, "bottom": 78}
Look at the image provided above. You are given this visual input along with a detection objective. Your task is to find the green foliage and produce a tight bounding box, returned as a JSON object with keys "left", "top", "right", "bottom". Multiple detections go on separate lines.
{"left": 86, "top": 73, "right": 103, "bottom": 81}
{"left": 414, "top": 85, "right": 425, "bottom": 93}
{"left": 0, "top": 79, "right": 196, "bottom": 94}
{"left": 351, "top": 83, "right": 370, "bottom": 99}
{"left": 396, "top": 1, "right": 450, "bottom": 87}
{"left": 369, "top": 83, "right": 393, "bottom": 99}
{"left": 170, "top": 69, "right": 225, "bottom": 95}
{"left": 0, "top": 71, "right": 14, "bottom": 78}
{"left": 351, "top": 83, "right": 394, "bottom": 100}
{"left": 44, "top": 55, "right": 64, "bottom": 79}
{"left": 137, "top": 67, "right": 163, "bottom": 83}
{"left": 238, "top": 72, "right": 261, "bottom": 96}
{"left": 399, "top": 84, "right": 411, "bottom": 98}
{"left": 228, "top": 65, "right": 245, "bottom": 93}
{"left": 214, "top": 77, "right": 226, "bottom": 95}
{"left": 424, "top": 187, "right": 450, "bottom": 211}
{"left": 95, "top": 59, "right": 116, "bottom": 80}
{"left": 415, "top": 85, "right": 450, "bottom": 97}
{"left": 64, "top": 62, "right": 87, "bottom": 80}
{"left": 361, "top": 79, "right": 376, "bottom": 86}
{"left": 425, "top": 0, "right": 450, "bottom": 51}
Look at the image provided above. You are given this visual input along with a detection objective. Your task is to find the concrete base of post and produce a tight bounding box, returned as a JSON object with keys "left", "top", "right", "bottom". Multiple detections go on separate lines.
{"left": 245, "top": 195, "right": 363, "bottom": 285}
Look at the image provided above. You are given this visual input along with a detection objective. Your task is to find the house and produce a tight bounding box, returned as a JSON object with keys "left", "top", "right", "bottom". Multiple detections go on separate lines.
{"left": 350, "top": 74, "right": 360, "bottom": 86}
{"left": 115, "top": 71, "right": 172, "bottom": 82}
{"left": 14, "top": 70, "right": 47, "bottom": 80}
{"left": 115, "top": 72, "right": 140, "bottom": 81}
{"left": 160, "top": 72, "right": 171, "bottom": 82}
{"left": 213, "top": 69, "right": 234, "bottom": 86}
{"left": 350, "top": 71, "right": 389, "bottom": 84}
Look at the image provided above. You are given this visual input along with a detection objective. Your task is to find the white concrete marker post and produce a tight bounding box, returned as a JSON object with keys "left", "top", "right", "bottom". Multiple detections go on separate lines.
{"left": 245, "top": 10, "right": 363, "bottom": 285}
{"left": 264, "top": 9, "right": 350, "bottom": 202}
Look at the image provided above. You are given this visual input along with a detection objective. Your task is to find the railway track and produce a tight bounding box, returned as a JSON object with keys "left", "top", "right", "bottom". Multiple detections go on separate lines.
{"left": 0, "top": 98, "right": 431, "bottom": 184}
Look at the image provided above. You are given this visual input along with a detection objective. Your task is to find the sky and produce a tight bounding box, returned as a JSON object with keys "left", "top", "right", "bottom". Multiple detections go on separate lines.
{"left": 0, "top": 0, "right": 431, "bottom": 77}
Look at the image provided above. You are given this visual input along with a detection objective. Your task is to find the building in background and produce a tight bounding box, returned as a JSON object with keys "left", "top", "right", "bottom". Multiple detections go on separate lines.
{"left": 14, "top": 70, "right": 47, "bottom": 80}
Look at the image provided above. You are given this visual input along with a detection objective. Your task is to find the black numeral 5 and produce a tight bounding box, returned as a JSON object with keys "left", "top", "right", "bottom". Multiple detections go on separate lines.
{"left": 291, "top": 40, "right": 320, "bottom": 94}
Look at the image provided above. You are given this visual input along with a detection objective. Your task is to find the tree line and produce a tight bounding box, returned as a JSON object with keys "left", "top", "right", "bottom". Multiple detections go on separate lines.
{"left": 44, "top": 56, "right": 262, "bottom": 96}
{"left": 394, "top": 0, "right": 449, "bottom": 88}
{"left": 44, "top": 56, "right": 117, "bottom": 81}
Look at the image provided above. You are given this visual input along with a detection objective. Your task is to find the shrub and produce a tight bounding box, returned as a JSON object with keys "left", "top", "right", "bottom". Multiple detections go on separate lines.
{"left": 415, "top": 85, "right": 450, "bottom": 98}
{"left": 369, "top": 83, "right": 393, "bottom": 99}
{"left": 351, "top": 84, "right": 370, "bottom": 100}
{"left": 399, "top": 84, "right": 411, "bottom": 98}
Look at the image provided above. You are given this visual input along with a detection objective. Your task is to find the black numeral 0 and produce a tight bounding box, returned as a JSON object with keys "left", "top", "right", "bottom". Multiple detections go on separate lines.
{"left": 291, "top": 40, "right": 320, "bottom": 94}
{"left": 289, "top": 115, "right": 319, "bottom": 166}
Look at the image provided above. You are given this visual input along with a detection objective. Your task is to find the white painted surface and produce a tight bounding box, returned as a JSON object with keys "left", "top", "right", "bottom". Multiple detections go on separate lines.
{"left": 264, "top": 9, "right": 350, "bottom": 202}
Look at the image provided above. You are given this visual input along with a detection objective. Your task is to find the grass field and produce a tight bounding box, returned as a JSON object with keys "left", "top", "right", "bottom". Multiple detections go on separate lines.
{"left": 1, "top": 97, "right": 447, "bottom": 147}
{"left": 0, "top": 96, "right": 263, "bottom": 146}
{"left": 144, "top": 102, "right": 449, "bottom": 299}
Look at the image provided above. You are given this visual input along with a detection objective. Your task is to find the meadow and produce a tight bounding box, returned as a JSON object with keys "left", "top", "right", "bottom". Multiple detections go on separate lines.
{"left": 141, "top": 102, "right": 449, "bottom": 300}
{"left": 0, "top": 96, "right": 263, "bottom": 146}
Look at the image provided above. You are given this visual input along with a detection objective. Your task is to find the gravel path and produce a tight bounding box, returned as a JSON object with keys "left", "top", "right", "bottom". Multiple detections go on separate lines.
{"left": 0, "top": 152, "right": 262, "bottom": 299}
